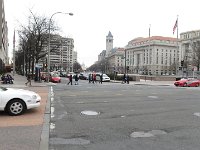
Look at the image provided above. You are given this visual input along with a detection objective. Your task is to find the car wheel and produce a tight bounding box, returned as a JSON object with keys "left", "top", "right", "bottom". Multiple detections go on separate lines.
{"left": 196, "top": 83, "right": 199, "bottom": 87}
{"left": 183, "top": 83, "right": 187, "bottom": 87}
{"left": 6, "top": 99, "right": 26, "bottom": 116}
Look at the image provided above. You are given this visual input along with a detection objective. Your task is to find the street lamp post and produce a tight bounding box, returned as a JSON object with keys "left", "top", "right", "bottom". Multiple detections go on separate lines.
{"left": 47, "top": 12, "right": 73, "bottom": 82}
{"left": 125, "top": 49, "right": 127, "bottom": 74}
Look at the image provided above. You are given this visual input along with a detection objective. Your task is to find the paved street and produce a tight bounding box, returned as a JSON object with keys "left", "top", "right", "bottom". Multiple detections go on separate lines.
{"left": 49, "top": 80, "right": 200, "bottom": 150}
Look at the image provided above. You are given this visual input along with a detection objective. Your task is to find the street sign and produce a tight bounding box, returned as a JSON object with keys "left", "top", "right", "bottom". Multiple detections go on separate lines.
{"left": 35, "top": 63, "right": 43, "bottom": 68}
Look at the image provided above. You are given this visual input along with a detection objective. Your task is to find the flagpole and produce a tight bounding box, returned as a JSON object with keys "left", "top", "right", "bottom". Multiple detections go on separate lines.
{"left": 148, "top": 24, "right": 151, "bottom": 76}
{"left": 176, "top": 15, "right": 179, "bottom": 76}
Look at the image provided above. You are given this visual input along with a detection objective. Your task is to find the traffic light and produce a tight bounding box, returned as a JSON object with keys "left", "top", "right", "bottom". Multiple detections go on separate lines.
{"left": 127, "top": 66, "right": 129, "bottom": 71}
{"left": 181, "top": 60, "right": 184, "bottom": 67}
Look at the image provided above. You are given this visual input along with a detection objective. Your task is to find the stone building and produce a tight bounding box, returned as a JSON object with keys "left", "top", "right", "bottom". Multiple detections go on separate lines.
{"left": 125, "top": 36, "right": 178, "bottom": 75}
{"left": 179, "top": 30, "right": 200, "bottom": 71}
{"left": 107, "top": 47, "right": 125, "bottom": 74}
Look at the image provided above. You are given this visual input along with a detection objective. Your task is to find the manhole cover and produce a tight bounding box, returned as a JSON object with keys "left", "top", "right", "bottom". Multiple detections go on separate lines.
{"left": 131, "top": 131, "right": 154, "bottom": 138}
{"left": 81, "top": 110, "right": 99, "bottom": 116}
{"left": 131, "top": 130, "right": 167, "bottom": 138}
{"left": 148, "top": 96, "right": 158, "bottom": 99}
{"left": 149, "top": 130, "right": 167, "bottom": 135}
{"left": 194, "top": 112, "right": 200, "bottom": 117}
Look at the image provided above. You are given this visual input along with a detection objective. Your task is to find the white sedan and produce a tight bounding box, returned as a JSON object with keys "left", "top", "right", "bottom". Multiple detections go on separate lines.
{"left": 0, "top": 87, "right": 41, "bottom": 116}
{"left": 102, "top": 74, "right": 110, "bottom": 82}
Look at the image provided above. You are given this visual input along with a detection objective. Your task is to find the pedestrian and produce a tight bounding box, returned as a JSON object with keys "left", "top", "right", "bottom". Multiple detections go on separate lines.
{"left": 93, "top": 73, "right": 96, "bottom": 84}
{"left": 74, "top": 74, "right": 79, "bottom": 85}
{"left": 99, "top": 74, "right": 103, "bottom": 84}
{"left": 67, "top": 74, "right": 73, "bottom": 85}
{"left": 88, "top": 74, "right": 91, "bottom": 83}
{"left": 122, "top": 73, "right": 126, "bottom": 84}
{"left": 126, "top": 74, "right": 129, "bottom": 84}
{"left": 25, "top": 74, "right": 32, "bottom": 86}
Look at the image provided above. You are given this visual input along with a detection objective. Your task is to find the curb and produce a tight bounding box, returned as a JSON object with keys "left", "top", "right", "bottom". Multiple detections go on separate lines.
{"left": 39, "top": 86, "right": 51, "bottom": 150}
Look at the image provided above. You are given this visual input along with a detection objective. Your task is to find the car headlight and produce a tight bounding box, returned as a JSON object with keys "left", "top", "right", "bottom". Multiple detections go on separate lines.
{"left": 32, "top": 95, "right": 37, "bottom": 99}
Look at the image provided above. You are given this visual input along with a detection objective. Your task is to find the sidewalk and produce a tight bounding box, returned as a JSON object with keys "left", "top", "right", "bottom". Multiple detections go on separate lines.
{"left": 0, "top": 73, "right": 50, "bottom": 150}
{"left": 111, "top": 79, "right": 174, "bottom": 86}
{"left": 1, "top": 73, "right": 53, "bottom": 88}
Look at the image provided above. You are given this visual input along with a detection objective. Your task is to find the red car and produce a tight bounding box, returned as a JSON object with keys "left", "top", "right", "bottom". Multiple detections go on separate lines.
{"left": 45, "top": 73, "right": 61, "bottom": 83}
{"left": 174, "top": 78, "right": 200, "bottom": 87}
{"left": 50, "top": 73, "right": 61, "bottom": 83}
{"left": 186, "top": 79, "right": 200, "bottom": 87}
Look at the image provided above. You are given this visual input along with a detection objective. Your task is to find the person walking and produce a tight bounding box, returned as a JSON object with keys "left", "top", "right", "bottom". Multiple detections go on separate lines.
{"left": 93, "top": 73, "right": 96, "bottom": 84}
{"left": 67, "top": 74, "right": 73, "bottom": 85}
{"left": 122, "top": 73, "right": 126, "bottom": 84}
{"left": 88, "top": 74, "right": 91, "bottom": 83}
{"left": 74, "top": 74, "right": 79, "bottom": 85}
{"left": 126, "top": 74, "right": 129, "bottom": 84}
{"left": 25, "top": 74, "right": 32, "bottom": 86}
{"left": 99, "top": 74, "right": 103, "bottom": 84}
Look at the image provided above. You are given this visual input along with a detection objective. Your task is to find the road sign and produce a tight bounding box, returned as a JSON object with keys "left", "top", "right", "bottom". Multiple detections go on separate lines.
{"left": 35, "top": 63, "right": 43, "bottom": 68}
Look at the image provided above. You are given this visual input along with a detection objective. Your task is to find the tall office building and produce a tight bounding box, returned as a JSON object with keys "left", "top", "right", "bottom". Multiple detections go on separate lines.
{"left": 0, "top": 0, "right": 8, "bottom": 72}
{"left": 48, "top": 35, "right": 75, "bottom": 72}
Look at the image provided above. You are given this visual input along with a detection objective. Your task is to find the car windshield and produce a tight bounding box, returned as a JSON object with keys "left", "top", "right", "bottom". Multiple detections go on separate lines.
{"left": 52, "top": 74, "right": 59, "bottom": 77}
{"left": 103, "top": 74, "right": 108, "bottom": 77}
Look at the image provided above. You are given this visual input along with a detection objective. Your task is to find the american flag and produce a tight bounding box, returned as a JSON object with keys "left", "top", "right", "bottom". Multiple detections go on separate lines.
{"left": 173, "top": 19, "right": 178, "bottom": 34}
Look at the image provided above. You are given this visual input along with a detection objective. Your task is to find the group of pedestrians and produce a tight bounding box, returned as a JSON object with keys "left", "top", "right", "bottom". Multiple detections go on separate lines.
{"left": 88, "top": 73, "right": 103, "bottom": 84}
{"left": 67, "top": 73, "right": 79, "bottom": 85}
{"left": 1, "top": 73, "right": 14, "bottom": 84}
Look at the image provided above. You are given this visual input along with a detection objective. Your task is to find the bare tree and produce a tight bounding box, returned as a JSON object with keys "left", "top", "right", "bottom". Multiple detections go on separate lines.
{"left": 73, "top": 62, "right": 82, "bottom": 73}
{"left": 16, "top": 10, "right": 60, "bottom": 76}
{"left": 191, "top": 40, "right": 200, "bottom": 71}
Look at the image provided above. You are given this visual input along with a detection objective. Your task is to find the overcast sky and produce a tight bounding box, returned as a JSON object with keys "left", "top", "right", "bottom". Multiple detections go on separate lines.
{"left": 4, "top": 0, "right": 200, "bottom": 67}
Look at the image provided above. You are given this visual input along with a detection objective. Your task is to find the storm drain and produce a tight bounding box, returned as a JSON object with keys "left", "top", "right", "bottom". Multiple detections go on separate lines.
{"left": 50, "top": 137, "right": 90, "bottom": 145}
{"left": 81, "top": 110, "right": 99, "bottom": 116}
{"left": 131, "top": 130, "right": 167, "bottom": 138}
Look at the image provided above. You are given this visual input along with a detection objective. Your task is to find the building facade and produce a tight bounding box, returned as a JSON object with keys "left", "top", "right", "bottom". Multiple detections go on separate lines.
{"left": 107, "top": 47, "right": 125, "bottom": 74}
{"left": 97, "top": 31, "right": 125, "bottom": 74}
{"left": 179, "top": 30, "right": 200, "bottom": 71}
{"left": 98, "top": 50, "right": 106, "bottom": 61}
{"left": 125, "top": 36, "right": 178, "bottom": 75}
{"left": 44, "top": 35, "right": 75, "bottom": 72}
{"left": 0, "top": 0, "right": 8, "bottom": 72}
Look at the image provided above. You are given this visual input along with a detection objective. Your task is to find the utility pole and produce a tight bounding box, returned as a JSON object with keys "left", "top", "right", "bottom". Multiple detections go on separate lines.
{"left": 13, "top": 30, "right": 15, "bottom": 76}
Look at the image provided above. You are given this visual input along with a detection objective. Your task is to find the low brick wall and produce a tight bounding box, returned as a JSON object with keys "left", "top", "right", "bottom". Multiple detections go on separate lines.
{"left": 117, "top": 74, "right": 177, "bottom": 81}
{"left": 140, "top": 75, "right": 176, "bottom": 81}
{"left": 116, "top": 74, "right": 140, "bottom": 81}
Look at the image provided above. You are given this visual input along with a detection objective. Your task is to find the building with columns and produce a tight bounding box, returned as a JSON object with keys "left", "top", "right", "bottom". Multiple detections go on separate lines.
{"left": 125, "top": 36, "right": 178, "bottom": 75}
{"left": 179, "top": 30, "right": 200, "bottom": 71}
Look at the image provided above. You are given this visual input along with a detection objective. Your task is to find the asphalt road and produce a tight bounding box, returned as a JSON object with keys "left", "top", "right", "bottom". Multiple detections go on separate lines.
{"left": 49, "top": 80, "right": 200, "bottom": 150}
